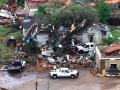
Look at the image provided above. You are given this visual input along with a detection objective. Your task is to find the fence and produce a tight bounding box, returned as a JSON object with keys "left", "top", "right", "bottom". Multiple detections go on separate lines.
{"left": 10, "top": 79, "right": 51, "bottom": 90}
{"left": 10, "top": 79, "right": 81, "bottom": 90}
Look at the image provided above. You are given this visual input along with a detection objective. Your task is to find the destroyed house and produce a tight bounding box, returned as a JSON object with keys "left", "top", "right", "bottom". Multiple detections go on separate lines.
{"left": 23, "top": 16, "right": 38, "bottom": 41}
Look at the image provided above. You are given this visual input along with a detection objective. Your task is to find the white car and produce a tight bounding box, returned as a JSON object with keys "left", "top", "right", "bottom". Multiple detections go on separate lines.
{"left": 77, "top": 42, "right": 95, "bottom": 52}
{"left": 50, "top": 67, "right": 79, "bottom": 79}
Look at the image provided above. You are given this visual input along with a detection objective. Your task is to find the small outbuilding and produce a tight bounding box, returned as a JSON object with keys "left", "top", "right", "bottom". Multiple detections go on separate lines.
{"left": 96, "top": 44, "right": 120, "bottom": 75}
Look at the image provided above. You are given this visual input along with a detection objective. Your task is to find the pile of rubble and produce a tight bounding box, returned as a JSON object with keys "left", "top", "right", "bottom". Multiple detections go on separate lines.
{"left": 0, "top": 8, "right": 24, "bottom": 27}
{"left": 26, "top": 57, "right": 60, "bottom": 72}
{"left": 26, "top": 54, "right": 97, "bottom": 73}
{"left": 25, "top": 24, "right": 98, "bottom": 72}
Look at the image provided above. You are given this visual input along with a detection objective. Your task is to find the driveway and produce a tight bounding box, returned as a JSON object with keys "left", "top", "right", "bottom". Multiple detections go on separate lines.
{"left": 2, "top": 69, "right": 120, "bottom": 90}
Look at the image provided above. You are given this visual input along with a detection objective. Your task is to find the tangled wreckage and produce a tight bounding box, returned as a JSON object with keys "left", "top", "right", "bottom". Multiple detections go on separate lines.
{"left": 20, "top": 18, "right": 99, "bottom": 75}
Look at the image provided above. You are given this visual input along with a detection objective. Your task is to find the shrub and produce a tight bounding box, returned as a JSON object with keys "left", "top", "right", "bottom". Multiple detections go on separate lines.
{"left": 106, "top": 37, "right": 114, "bottom": 45}
{"left": 96, "top": 0, "right": 111, "bottom": 23}
{"left": 35, "top": 5, "right": 46, "bottom": 16}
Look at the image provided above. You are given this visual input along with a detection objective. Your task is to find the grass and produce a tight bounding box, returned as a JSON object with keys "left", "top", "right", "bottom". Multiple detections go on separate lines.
{"left": 110, "top": 27, "right": 120, "bottom": 44}
{"left": 0, "top": 44, "right": 14, "bottom": 59}
{"left": 0, "top": 26, "right": 22, "bottom": 61}
{"left": 0, "top": 26, "right": 22, "bottom": 41}
{"left": 111, "top": 30, "right": 120, "bottom": 38}
{"left": 0, "top": 26, "right": 12, "bottom": 37}
{"left": 101, "top": 26, "right": 120, "bottom": 45}
{"left": 8, "top": 31, "right": 23, "bottom": 41}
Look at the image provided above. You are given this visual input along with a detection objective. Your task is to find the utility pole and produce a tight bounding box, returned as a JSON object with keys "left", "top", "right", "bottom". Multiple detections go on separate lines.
{"left": 35, "top": 81, "right": 38, "bottom": 90}
{"left": 47, "top": 81, "right": 49, "bottom": 90}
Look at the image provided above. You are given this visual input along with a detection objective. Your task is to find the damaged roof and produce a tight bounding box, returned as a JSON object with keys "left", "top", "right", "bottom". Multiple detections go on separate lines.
{"left": 104, "top": 44, "right": 120, "bottom": 56}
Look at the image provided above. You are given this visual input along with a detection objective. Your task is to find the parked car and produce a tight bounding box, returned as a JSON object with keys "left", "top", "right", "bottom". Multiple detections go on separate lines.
{"left": 76, "top": 42, "right": 95, "bottom": 52}
{"left": 106, "top": 64, "right": 119, "bottom": 76}
{"left": 49, "top": 67, "right": 79, "bottom": 79}
{"left": 8, "top": 60, "right": 26, "bottom": 72}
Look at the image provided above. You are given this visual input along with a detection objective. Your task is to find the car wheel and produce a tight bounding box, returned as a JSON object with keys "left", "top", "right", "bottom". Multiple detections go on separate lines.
{"left": 53, "top": 75, "right": 57, "bottom": 79}
{"left": 71, "top": 75, "right": 75, "bottom": 79}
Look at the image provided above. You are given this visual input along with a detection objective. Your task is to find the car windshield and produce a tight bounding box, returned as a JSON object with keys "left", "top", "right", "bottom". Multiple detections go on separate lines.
{"left": 65, "top": 70, "right": 69, "bottom": 73}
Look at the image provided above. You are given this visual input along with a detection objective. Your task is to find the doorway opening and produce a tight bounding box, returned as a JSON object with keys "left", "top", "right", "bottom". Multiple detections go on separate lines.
{"left": 89, "top": 35, "right": 94, "bottom": 42}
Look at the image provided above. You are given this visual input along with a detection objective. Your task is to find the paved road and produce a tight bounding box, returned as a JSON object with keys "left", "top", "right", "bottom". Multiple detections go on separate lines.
{"left": 0, "top": 71, "right": 48, "bottom": 89}
{"left": 3, "top": 69, "right": 120, "bottom": 90}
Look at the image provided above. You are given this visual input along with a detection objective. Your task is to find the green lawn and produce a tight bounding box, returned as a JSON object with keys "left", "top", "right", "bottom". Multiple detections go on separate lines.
{"left": 8, "top": 31, "right": 22, "bottom": 41}
{"left": 0, "top": 26, "right": 22, "bottom": 61}
{"left": 110, "top": 27, "right": 120, "bottom": 43}
{"left": 0, "top": 44, "right": 14, "bottom": 60}
{"left": 0, "top": 26, "right": 12, "bottom": 37}
{"left": 111, "top": 30, "right": 120, "bottom": 38}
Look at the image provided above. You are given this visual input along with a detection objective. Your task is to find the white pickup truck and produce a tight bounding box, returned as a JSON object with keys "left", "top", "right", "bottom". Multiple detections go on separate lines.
{"left": 50, "top": 67, "right": 79, "bottom": 79}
